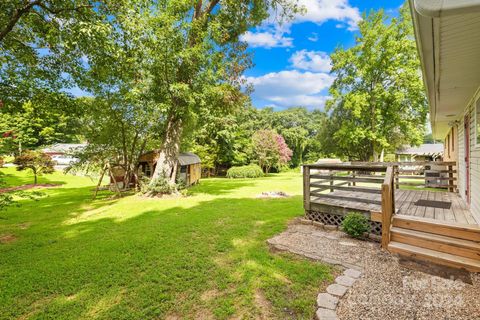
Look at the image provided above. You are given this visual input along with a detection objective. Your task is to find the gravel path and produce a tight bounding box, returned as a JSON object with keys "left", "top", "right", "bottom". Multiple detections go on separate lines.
{"left": 267, "top": 222, "right": 480, "bottom": 320}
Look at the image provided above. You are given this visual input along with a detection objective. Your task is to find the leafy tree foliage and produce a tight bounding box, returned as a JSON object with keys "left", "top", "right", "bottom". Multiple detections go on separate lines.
{"left": 13, "top": 150, "right": 55, "bottom": 184}
{"left": 325, "top": 5, "right": 428, "bottom": 161}
{"left": 0, "top": 97, "right": 82, "bottom": 154}
{"left": 186, "top": 105, "right": 329, "bottom": 173}
{"left": 252, "top": 129, "right": 292, "bottom": 173}
{"left": 0, "top": 0, "right": 104, "bottom": 107}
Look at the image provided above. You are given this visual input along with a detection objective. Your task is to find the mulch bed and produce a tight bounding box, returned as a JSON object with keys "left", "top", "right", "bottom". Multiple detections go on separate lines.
{"left": 0, "top": 184, "right": 60, "bottom": 194}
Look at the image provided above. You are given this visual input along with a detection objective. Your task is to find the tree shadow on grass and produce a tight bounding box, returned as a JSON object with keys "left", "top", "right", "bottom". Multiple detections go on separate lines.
{"left": 1, "top": 169, "right": 67, "bottom": 187}
{"left": 0, "top": 187, "right": 331, "bottom": 320}
{"left": 188, "top": 178, "right": 257, "bottom": 196}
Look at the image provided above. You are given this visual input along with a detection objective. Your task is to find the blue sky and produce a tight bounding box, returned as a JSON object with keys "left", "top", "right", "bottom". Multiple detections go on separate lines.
{"left": 69, "top": 0, "right": 405, "bottom": 109}
{"left": 243, "top": 0, "right": 405, "bottom": 110}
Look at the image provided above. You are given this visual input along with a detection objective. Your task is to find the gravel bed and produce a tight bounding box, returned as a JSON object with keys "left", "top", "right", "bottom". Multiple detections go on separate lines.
{"left": 268, "top": 222, "right": 480, "bottom": 320}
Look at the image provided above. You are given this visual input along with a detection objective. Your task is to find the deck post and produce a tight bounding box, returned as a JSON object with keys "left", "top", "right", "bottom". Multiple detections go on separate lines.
{"left": 352, "top": 170, "right": 356, "bottom": 186}
{"left": 394, "top": 166, "right": 399, "bottom": 189}
{"left": 303, "top": 165, "right": 311, "bottom": 211}
{"left": 448, "top": 164, "right": 454, "bottom": 193}
{"left": 329, "top": 170, "right": 334, "bottom": 192}
{"left": 381, "top": 166, "right": 394, "bottom": 249}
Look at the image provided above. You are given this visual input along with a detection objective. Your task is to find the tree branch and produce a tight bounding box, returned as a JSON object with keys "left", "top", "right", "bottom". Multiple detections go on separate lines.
{"left": 0, "top": 0, "right": 41, "bottom": 42}
{"left": 0, "top": 0, "right": 92, "bottom": 43}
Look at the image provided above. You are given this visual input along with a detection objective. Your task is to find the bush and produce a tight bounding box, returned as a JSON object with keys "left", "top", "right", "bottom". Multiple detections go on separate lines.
{"left": 226, "top": 165, "right": 264, "bottom": 179}
{"left": 341, "top": 212, "right": 370, "bottom": 239}
{"left": 139, "top": 176, "right": 178, "bottom": 195}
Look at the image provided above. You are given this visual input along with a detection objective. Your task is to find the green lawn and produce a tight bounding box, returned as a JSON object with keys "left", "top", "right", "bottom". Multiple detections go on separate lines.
{"left": 0, "top": 168, "right": 333, "bottom": 320}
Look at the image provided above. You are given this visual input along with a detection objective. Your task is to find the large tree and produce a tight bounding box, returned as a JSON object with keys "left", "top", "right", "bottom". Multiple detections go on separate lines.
{"left": 146, "top": 0, "right": 300, "bottom": 184}
{"left": 326, "top": 5, "right": 428, "bottom": 161}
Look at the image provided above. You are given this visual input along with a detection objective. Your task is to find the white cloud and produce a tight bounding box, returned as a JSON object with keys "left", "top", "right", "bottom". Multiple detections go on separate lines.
{"left": 296, "top": 0, "right": 362, "bottom": 31}
{"left": 245, "top": 70, "right": 334, "bottom": 109}
{"left": 241, "top": 0, "right": 361, "bottom": 48}
{"left": 290, "top": 50, "right": 331, "bottom": 72}
{"left": 240, "top": 30, "right": 293, "bottom": 48}
{"left": 308, "top": 32, "right": 319, "bottom": 42}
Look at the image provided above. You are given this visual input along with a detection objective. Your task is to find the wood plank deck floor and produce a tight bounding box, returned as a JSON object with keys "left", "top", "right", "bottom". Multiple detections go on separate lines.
{"left": 310, "top": 189, "right": 478, "bottom": 225}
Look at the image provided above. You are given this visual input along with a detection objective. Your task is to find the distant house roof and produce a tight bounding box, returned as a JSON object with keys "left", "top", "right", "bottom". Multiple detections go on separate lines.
{"left": 42, "top": 143, "right": 87, "bottom": 154}
{"left": 396, "top": 144, "right": 444, "bottom": 156}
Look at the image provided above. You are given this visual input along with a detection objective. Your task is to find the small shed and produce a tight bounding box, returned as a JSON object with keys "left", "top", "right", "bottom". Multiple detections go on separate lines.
{"left": 138, "top": 151, "right": 201, "bottom": 186}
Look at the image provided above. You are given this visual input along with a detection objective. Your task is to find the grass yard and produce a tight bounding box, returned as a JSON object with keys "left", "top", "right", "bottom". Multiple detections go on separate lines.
{"left": 0, "top": 168, "right": 334, "bottom": 320}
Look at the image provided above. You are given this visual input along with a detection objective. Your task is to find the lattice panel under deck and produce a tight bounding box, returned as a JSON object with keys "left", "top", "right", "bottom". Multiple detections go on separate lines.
{"left": 305, "top": 210, "right": 383, "bottom": 237}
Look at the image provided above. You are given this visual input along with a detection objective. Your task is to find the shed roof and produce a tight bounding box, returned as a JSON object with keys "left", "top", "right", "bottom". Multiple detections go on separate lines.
{"left": 139, "top": 150, "right": 201, "bottom": 165}
{"left": 178, "top": 152, "right": 201, "bottom": 165}
{"left": 396, "top": 143, "right": 444, "bottom": 156}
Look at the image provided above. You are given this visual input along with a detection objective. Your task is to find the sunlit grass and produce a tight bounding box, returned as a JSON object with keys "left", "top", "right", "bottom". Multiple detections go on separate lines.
{"left": 0, "top": 168, "right": 333, "bottom": 319}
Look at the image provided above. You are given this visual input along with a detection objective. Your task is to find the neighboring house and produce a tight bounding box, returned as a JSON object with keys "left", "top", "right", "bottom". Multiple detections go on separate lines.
{"left": 138, "top": 151, "right": 201, "bottom": 187}
{"left": 395, "top": 144, "right": 443, "bottom": 162}
{"left": 411, "top": 0, "right": 480, "bottom": 223}
{"left": 42, "top": 143, "right": 86, "bottom": 168}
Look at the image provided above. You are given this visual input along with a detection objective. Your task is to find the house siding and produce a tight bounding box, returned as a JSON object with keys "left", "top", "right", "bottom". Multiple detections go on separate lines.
{"left": 456, "top": 90, "right": 480, "bottom": 223}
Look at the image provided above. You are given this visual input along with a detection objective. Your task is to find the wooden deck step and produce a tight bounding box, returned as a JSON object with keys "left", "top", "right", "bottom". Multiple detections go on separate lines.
{"left": 391, "top": 227, "right": 480, "bottom": 260}
{"left": 392, "top": 214, "right": 480, "bottom": 242}
{"left": 388, "top": 241, "right": 480, "bottom": 272}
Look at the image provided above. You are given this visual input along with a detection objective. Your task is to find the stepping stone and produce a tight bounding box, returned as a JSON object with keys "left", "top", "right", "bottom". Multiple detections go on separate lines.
{"left": 316, "top": 308, "right": 338, "bottom": 320}
{"left": 335, "top": 275, "right": 356, "bottom": 287}
{"left": 316, "top": 293, "right": 338, "bottom": 310}
{"left": 326, "top": 283, "right": 348, "bottom": 297}
{"left": 344, "top": 268, "right": 362, "bottom": 279}
{"left": 312, "top": 221, "right": 325, "bottom": 228}
{"left": 299, "top": 218, "right": 312, "bottom": 225}
{"left": 339, "top": 241, "right": 357, "bottom": 247}
{"left": 324, "top": 225, "right": 338, "bottom": 231}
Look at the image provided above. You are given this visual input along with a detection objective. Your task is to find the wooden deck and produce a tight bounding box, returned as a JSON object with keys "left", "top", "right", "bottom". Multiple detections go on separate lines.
{"left": 310, "top": 189, "right": 478, "bottom": 225}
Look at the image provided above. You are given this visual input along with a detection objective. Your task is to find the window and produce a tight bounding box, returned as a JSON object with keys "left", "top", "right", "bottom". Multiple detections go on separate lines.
{"left": 476, "top": 98, "right": 480, "bottom": 146}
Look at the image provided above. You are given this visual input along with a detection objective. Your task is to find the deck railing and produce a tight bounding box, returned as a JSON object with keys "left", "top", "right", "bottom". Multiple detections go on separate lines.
{"left": 330, "top": 161, "right": 457, "bottom": 192}
{"left": 303, "top": 163, "right": 389, "bottom": 212}
{"left": 381, "top": 166, "right": 395, "bottom": 248}
{"left": 302, "top": 161, "right": 456, "bottom": 247}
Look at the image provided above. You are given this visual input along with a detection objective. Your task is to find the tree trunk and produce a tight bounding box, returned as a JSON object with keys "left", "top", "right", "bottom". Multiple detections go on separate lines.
{"left": 34, "top": 173, "right": 37, "bottom": 185}
{"left": 150, "top": 115, "right": 183, "bottom": 185}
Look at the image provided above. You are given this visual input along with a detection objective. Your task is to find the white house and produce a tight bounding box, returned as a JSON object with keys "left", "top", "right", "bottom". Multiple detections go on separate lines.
{"left": 410, "top": 0, "right": 480, "bottom": 223}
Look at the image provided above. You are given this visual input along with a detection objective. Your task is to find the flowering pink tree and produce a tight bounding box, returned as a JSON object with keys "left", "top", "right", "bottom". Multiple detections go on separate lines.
{"left": 252, "top": 129, "right": 292, "bottom": 173}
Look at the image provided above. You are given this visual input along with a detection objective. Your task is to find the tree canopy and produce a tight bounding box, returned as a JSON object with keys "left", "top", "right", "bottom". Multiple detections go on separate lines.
{"left": 325, "top": 5, "right": 428, "bottom": 161}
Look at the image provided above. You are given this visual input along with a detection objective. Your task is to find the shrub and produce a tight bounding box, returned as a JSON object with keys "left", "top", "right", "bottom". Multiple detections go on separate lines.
{"left": 341, "top": 212, "right": 370, "bottom": 239}
{"left": 13, "top": 150, "right": 55, "bottom": 184}
{"left": 139, "top": 176, "right": 178, "bottom": 195}
{"left": 226, "top": 165, "right": 264, "bottom": 179}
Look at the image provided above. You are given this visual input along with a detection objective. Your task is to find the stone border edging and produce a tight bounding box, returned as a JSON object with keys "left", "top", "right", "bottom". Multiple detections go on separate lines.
{"left": 316, "top": 268, "right": 362, "bottom": 320}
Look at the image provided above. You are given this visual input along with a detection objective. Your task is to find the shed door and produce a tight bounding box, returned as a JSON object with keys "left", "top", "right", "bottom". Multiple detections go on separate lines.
{"left": 465, "top": 114, "right": 470, "bottom": 203}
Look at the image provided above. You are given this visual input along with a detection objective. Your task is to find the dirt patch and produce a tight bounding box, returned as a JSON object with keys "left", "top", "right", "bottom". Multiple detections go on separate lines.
{"left": 256, "top": 191, "right": 289, "bottom": 199}
{"left": 254, "top": 289, "right": 274, "bottom": 320}
{"left": 200, "top": 289, "right": 219, "bottom": 302}
{"left": 0, "top": 183, "right": 60, "bottom": 194}
{"left": 17, "top": 222, "right": 31, "bottom": 230}
{"left": 268, "top": 222, "right": 480, "bottom": 320}
{"left": 0, "top": 234, "right": 17, "bottom": 244}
